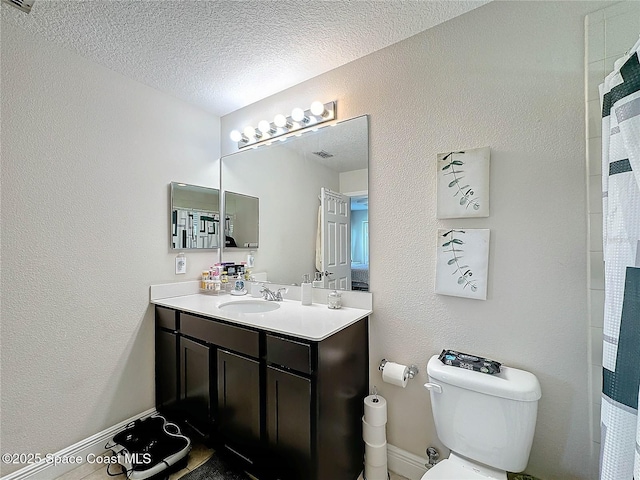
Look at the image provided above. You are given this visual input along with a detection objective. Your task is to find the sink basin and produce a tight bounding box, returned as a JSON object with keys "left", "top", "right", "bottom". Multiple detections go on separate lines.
{"left": 218, "top": 300, "right": 281, "bottom": 314}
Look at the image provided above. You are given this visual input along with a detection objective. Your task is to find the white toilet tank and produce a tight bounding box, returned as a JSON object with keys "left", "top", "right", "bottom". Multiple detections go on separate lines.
{"left": 426, "top": 355, "right": 541, "bottom": 473}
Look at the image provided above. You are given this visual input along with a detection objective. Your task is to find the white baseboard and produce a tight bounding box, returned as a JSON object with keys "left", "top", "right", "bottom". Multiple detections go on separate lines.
{"left": 387, "top": 444, "right": 428, "bottom": 480}
{"left": 1, "top": 408, "right": 157, "bottom": 480}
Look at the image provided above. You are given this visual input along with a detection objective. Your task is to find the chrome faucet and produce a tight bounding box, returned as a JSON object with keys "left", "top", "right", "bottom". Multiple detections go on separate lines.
{"left": 260, "top": 286, "right": 287, "bottom": 301}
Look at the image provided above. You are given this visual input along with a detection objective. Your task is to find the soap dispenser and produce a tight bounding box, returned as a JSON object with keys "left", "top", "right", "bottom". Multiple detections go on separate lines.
{"left": 301, "top": 274, "right": 312, "bottom": 306}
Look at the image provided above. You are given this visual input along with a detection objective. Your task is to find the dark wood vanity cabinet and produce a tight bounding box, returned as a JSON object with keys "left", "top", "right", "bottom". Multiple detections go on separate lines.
{"left": 179, "top": 336, "right": 212, "bottom": 433}
{"left": 155, "top": 307, "right": 178, "bottom": 411}
{"left": 266, "top": 365, "right": 312, "bottom": 478}
{"left": 217, "top": 349, "right": 261, "bottom": 453}
{"left": 154, "top": 305, "right": 369, "bottom": 480}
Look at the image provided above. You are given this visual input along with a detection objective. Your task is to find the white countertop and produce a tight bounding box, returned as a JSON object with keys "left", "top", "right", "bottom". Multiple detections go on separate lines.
{"left": 151, "top": 293, "right": 371, "bottom": 341}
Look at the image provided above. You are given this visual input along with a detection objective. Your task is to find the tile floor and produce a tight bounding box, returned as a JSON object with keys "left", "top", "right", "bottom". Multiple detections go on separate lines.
{"left": 55, "top": 444, "right": 410, "bottom": 480}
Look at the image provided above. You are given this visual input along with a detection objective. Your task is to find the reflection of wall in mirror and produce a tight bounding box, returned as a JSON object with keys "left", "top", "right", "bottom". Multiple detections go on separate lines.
{"left": 340, "top": 168, "right": 368, "bottom": 193}
{"left": 226, "top": 193, "right": 258, "bottom": 248}
{"left": 173, "top": 186, "right": 219, "bottom": 212}
{"left": 223, "top": 146, "right": 340, "bottom": 285}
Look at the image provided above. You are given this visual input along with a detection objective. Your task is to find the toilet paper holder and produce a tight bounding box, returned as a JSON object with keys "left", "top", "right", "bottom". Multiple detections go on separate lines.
{"left": 379, "top": 359, "right": 419, "bottom": 380}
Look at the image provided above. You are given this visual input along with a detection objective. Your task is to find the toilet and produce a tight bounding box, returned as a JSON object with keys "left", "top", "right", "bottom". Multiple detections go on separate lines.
{"left": 422, "top": 355, "right": 541, "bottom": 480}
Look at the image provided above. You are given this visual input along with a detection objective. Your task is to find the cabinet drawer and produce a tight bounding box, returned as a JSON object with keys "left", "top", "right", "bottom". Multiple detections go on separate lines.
{"left": 156, "top": 306, "right": 177, "bottom": 331}
{"left": 180, "top": 313, "right": 259, "bottom": 358}
{"left": 266, "top": 334, "right": 312, "bottom": 374}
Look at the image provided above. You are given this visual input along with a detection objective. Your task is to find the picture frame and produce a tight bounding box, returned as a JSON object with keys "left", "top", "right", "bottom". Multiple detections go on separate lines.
{"left": 437, "top": 147, "right": 490, "bottom": 219}
{"left": 435, "top": 228, "right": 490, "bottom": 300}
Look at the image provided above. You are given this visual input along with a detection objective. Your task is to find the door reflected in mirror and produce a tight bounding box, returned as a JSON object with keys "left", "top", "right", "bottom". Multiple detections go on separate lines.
{"left": 221, "top": 115, "right": 369, "bottom": 291}
{"left": 224, "top": 191, "right": 259, "bottom": 248}
{"left": 170, "top": 182, "right": 220, "bottom": 250}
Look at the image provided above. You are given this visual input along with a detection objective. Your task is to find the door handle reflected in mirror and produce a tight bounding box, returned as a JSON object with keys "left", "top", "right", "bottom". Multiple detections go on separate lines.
{"left": 323, "top": 271, "right": 333, "bottom": 277}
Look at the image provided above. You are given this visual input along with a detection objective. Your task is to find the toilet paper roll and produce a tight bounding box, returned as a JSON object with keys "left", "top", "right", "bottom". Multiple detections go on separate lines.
{"left": 362, "top": 416, "right": 386, "bottom": 446}
{"left": 381, "top": 361, "right": 409, "bottom": 388}
{"left": 364, "top": 395, "right": 387, "bottom": 426}
{"left": 364, "top": 441, "right": 387, "bottom": 466}
{"left": 364, "top": 462, "right": 388, "bottom": 480}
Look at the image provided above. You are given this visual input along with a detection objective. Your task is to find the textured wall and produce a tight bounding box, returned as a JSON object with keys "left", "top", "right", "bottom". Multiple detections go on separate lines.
{"left": 0, "top": 23, "right": 220, "bottom": 475}
{"left": 221, "top": 2, "right": 601, "bottom": 479}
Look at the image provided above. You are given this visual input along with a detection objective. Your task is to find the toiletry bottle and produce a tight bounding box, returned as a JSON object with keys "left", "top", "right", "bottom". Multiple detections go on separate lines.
{"left": 221, "top": 270, "right": 229, "bottom": 293}
{"left": 247, "top": 251, "right": 255, "bottom": 268}
{"left": 301, "top": 274, "right": 312, "bottom": 306}
{"left": 212, "top": 269, "right": 221, "bottom": 293}
{"left": 312, "top": 272, "right": 323, "bottom": 288}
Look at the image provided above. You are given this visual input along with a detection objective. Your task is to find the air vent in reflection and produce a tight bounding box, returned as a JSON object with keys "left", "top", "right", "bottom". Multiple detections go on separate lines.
{"left": 2, "top": 0, "right": 34, "bottom": 13}
{"left": 312, "top": 150, "right": 334, "bottom": 159}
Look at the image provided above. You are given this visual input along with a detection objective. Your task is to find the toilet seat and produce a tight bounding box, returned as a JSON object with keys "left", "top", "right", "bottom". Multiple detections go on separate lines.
{"left": 420, "top": 453, "right": 507, "bottom": 480}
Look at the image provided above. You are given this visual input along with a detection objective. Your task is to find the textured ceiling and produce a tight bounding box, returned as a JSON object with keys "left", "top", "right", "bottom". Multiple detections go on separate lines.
{"left": 1, "top": 0, "right": 489, "bottom": 116}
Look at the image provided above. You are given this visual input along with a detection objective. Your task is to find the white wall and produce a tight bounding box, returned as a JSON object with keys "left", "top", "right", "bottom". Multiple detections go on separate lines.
{"left": 221, "top": 145, "right": 339, "bottom": 284}
{"left": 0, "top": 23, "right": 220, "bottom": 476}
{"left": 340, "top": 168, "right": 368, "bottom": 193}
{"left": 221, "top": 2, "right": 604, "bottom": 479}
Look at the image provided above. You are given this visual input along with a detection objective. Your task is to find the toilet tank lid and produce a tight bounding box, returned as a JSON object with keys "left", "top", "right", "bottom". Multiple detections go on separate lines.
{"left": 427, "top": 355, "right": 541, "bottom": 402}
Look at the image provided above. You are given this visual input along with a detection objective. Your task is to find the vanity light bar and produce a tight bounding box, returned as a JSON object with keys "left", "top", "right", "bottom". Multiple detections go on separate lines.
{"left": 229, "top": 101, "right": 336, "bottom": 149}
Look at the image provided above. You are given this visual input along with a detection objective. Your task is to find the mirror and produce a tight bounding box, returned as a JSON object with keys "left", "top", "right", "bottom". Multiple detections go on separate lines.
{"left": 224, "top": 191, "right": 259, "bottom": 248}
{"left": 221, "top": 115, "right": 369, "bottom": 291}
{"left": 170, "top": 182, "right": 220, "bottom": 250}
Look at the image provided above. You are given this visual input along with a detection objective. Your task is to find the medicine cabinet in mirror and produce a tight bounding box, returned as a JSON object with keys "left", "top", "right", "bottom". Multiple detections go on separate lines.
{"left": 224, "top": 191, "right": 259, "bottom": 248}
{"left": 221, "top": 115, "right": 369, "bottom": 291}
{"left": 170, "top": 182, "right": 220, "bottom": 250}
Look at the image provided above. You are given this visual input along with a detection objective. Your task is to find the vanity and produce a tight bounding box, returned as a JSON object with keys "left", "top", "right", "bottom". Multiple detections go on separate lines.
{"left": 152, "top": 291, "right": 370, "bottom": 480}
{"left": 160, "top": 111, "right": 371, "bottom": 478}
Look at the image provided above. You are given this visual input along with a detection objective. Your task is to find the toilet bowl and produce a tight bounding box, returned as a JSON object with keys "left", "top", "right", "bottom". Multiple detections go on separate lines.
{"left": 421, "top": 355, "right": 541, "bottom": 480}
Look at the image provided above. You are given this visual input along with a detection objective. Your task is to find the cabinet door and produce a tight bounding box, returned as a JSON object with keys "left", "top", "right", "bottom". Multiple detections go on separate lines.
{"left": 155, "top": 329, "right": 178, "bottom": 411}
{"left": 266, "top": 366, "right": 312, "bottom": 479}
{"left": 217, "top": 350, "right": 261, "bottom": 449}
{"left": 179, "top": 336, "right": 211, "bottom": 429}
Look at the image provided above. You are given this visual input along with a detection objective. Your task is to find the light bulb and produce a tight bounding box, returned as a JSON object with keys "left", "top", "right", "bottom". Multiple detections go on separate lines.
{"left": 258, "top": 120, "right": 271, "bottom": 134}
{"left": 310, "top": 101, "right": 325, "bottom": 116}
{"left": 274, "top": 114, "right": 288, "bottom": 128}
{"left": 230, "top": 130, "right": 243, "bottom": 142}
{"left": 291, "top": 107, "right": 306, "bottom": 122}
{"left": 243, "top": 126, "right": 256, "bottom": 138}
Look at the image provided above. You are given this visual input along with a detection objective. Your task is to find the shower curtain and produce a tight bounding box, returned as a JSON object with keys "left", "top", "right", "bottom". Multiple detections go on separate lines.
{"left": 599, "top": 37, "right": 640, "bottom": 480}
